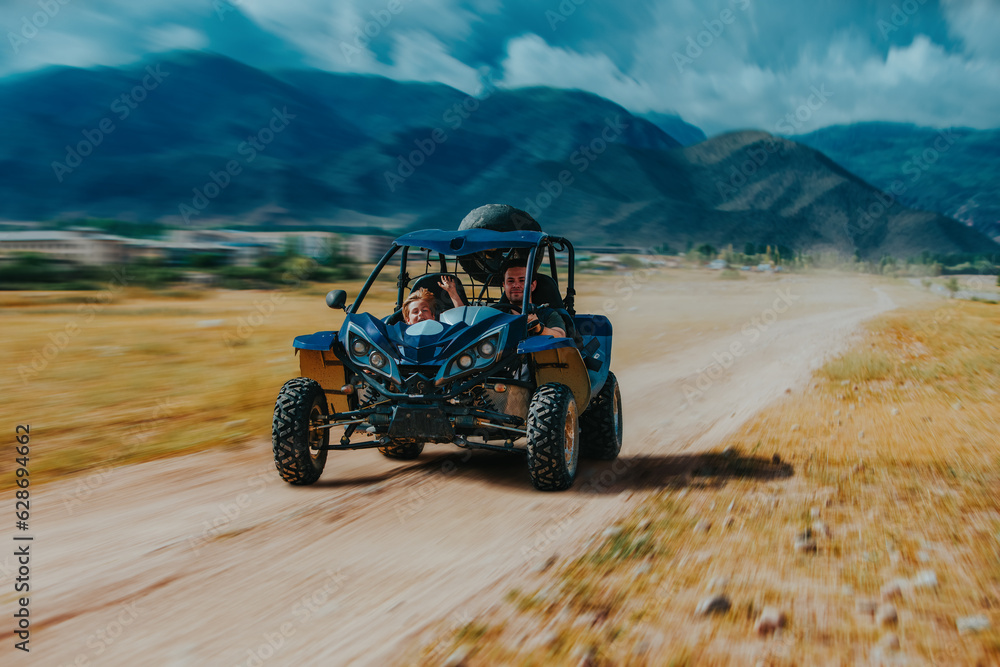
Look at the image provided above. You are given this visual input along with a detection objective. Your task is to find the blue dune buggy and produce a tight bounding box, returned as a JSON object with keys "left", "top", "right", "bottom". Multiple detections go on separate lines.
{"left": 272, "top": 228, "right": 621, "bottom": 491}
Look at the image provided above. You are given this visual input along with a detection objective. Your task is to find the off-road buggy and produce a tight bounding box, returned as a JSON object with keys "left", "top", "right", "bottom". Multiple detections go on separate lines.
{"left": 272, "top": 226, "right": 621, "bottom": 491}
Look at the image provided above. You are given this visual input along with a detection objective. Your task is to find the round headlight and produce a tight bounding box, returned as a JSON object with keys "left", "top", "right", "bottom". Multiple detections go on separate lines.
{"left": 457, "top": 353, "right": 474, "bottom": 370}
{"left": 352, "top": 338, "right": 370, "bottom": 356}
{"left": 369, "top": 351, "right": 387, "bottom": 369}
{"left": 477, "top": 339, "right": 496, "bottom": 357}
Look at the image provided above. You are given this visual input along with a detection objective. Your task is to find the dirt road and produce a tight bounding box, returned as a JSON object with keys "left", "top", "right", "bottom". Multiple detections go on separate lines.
{"left": 12, "top": 273, "right": 912, "bottom": 665}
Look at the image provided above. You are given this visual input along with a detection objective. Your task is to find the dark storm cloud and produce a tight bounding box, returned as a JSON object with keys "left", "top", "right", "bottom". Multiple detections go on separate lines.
{"left": 2, "top": 0, "right": 997, "bottom": 134}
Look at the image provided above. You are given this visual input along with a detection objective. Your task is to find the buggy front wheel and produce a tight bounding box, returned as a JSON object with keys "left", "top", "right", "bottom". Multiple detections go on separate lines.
{"left": 526, "top": 383, "right": 579, "bottom": 491}
{"left": 272, "top": 378, "right": 329, "bottom": 485}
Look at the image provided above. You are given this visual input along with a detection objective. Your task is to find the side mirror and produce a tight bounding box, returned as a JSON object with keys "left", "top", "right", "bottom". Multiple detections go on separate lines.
{"left": 326, "top": 290, "right": 347, "bottom": 311}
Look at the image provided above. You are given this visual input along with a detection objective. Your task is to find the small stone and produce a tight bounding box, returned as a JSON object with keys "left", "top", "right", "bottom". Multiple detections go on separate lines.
{"left": 833, "top": 409, "right": 841, "bottom": 416}
{"left": 810, "top": 507, "right": 821, "bottom": 518}
{"left": 855, "top": 599, "right": 877, "bottom": 616}
{"left": 695, "top": 520, "right": 712, "bottom": 533}
{"left": 812, "top": 521, "right": 831, "bottom": 538}
{"left": 841, "top": 380, "right": 850, "bottom": 386}
{"left": 727, "top": 501, "right": 735, "bottom": 512}
{"left": 858, "top": 430, "right": 865, "bottom": 439}
{"left": 533, "top": 555, "right": 558, "bottom": 573}
{"left": 443, "top": 646, "right": 470, "bottom": 667}
{"left": 952, "top": 401, "right": 963, "bottom": 411}
{"left": 696, "top": 594, "right": 731, "bottom": 616}
{"left": 876, "top": 604, "right": 898, "bottom": 627}
{"left": 917, "top": 550, "right": 931, "bottom": 563}
{"left": 852, "top": 463, "right": 865, "bottom": 474}
{"left": 794, "top": 537, "right": 817, "bottom": 553}
{"left": 891, "top": 408, "right": 900, "bottom": 416}
{"left": 707, "top": 576, "right": 730, "bottom": 592}
{"left": 957, "top": 614, "right": 990, "bottom": 634}
{"left": 879, "top": 633, "right": 900, "bottom": 651}
{"left": 602, "top": 526, "right": 622, "bottom": 538}
{"left": 637, "top": 519, "right": 651, "bottom": 530}
{"left": 723, "top": 515, "right": 735, "bottom": 528}
{"left": 880, "top": 580, "right": 905, "bottom": 602}
{"left": 791, "top": 424, "right": 800, "bottom": 431}
{"left": 772, "top": 453, "right": 781, "bottom": 464}
{"left": 912, "top": 570, "right": 938, "bottom": 590}
{"left": 754, "top": 607, "right": 786, "bottom": 635}
{"left": 634, "top": 562, "right": 652, "bottom": 576}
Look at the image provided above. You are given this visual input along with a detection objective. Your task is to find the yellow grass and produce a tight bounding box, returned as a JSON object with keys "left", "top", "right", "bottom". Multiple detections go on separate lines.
{"left": 415, "top": 301, "right": 1000, "bottom": 666}
{"left": 1, "top": 281, "right": 397, "bottom": 488}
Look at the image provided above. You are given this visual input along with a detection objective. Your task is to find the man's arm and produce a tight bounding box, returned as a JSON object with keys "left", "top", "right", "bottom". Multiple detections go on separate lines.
{"left": 527, "top": 312, "right": 565, "bottom": 338}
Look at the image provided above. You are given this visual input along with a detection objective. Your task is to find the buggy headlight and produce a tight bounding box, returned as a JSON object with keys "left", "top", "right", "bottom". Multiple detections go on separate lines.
{"left": 351, "top": 338, "right": 370, "bottom": 356}
{"left": 437, "top": 329, "right": 506, "bottom": 384}
{"left": 369, "top": 351, "right": 387, "bottom": 369}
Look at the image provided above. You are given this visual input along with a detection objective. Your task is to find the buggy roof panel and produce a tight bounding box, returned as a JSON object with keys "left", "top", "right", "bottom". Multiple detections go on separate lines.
{"left": 393, "top": 228, "right": 547, "bottom": 256}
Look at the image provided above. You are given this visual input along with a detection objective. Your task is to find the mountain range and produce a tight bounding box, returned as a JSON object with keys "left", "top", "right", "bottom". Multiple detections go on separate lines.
{"left": 796, "top": 123, "right": 1000, "bottom": 242}
{"left": 0, "top": 51, "right": 996, "bottom": 261}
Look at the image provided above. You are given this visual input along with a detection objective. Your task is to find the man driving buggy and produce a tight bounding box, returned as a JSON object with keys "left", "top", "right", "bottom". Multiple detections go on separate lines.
{"left": 501, "top": 258, "right": 566, "bottom": 338}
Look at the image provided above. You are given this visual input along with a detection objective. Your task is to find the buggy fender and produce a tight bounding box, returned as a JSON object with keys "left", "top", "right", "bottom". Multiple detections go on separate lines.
{"left": 522, "top": 337, "right": 592, "bottom": 411}
{"left": 293, "top": 332, "right": 350, "bottom": 413}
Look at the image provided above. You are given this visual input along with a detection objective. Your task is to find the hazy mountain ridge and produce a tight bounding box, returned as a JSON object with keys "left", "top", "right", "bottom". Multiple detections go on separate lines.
{"left": 796, "top": 123, "right": 1000, "bottom": 240}
{"left": 0, "top": 52, "right": 996, "bottom": 260}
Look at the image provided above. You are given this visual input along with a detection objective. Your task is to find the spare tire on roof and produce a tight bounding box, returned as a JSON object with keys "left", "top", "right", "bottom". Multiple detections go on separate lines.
{"left": 458, "top": 204, "right": 542, "bottom": 285}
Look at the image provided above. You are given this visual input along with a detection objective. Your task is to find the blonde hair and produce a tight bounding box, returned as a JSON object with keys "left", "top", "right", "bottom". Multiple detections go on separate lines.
{"left": 402, "top": 287, "right": 440, "bottom": 319}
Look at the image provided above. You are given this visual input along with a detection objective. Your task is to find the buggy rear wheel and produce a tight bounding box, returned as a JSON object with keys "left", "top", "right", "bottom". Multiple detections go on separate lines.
{"left": 580, "top": 372, "right": 623, "bottom": 460}
{"left": 273, "top": 378, "right": 328, "bottom": 485}
{"left": 526, "top": 383, "right": 579, "bottom": 491}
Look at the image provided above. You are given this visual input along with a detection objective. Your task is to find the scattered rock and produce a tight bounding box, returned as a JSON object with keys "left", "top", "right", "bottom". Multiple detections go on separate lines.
{"left": 727, "top": 501, "right": 735, "bottom": 512}
{"left": 723, "top": 515, "right": 735, "bottom": 528}
{"left": 880, "top": 580, "right": 905, "bottom": 602}
{"left": 879, "top": 633, "right": 900, "bottom": 651}
{"left": 633, "top": 562, "right": 652, "bottom": 576}
{"left": 876, "top": 604, "right": 898, "bottom": 627}
{"left": 794, "top": 536, "right": 817, "bottom": 553}
{"left": 810, "top": 507, "right": 821, "bottom": 519}
{"left": 707, "top": 576, "right": 730, "bottom": 592}
{"left": 533, "top": 555, "right": 558, "bottom": 573}
{"left": 636, "top": 519, "right": 651, "bottom": 531}
{"left": 696, "top": 594, "right": 731, "bottom": 616}
{"left": 772, "top": 453, "right": 782, "bottom": 465}
{"left": 917, "top": 550, "right": 931, "bottom": 563}
{"left": 833, "top": 409, "right": 841, "bottom": 417}
{"left": 841, "top": 380, "right": 850, "bottom": 386}
{"left": 791, "top": 424, "right": 800, "bottom": 431}
{"left": 957, "top": 614, "right": 990, "bottom": 634}
{"left": 855, "top": 599, "right": 878, "bottom": 616}
{"left": 912, "top": 570, "right": 938, "bottom": 590}
{"left": 852, "top": 463, "right": 865, "bottom": 474}
{"left": 602, "top": 526, "right": 622, "bottom": 538}
{"left": 858, "top": 430, "right": 865, "bottom": 439}
{"left": 443, "top": 646, "right": 470, "bottom": 667}
{"left": 952, "top": 401, "right": 963, "bottom": 411}
{"left": 812, "top": 521, "right": 831, "bottom": 538}
{"left": 754, "top": 607, "right": 786, "bottom": 635}
{"left": 891, "top": 408, "right": 900, "bottom": 416}
{"left": 695, "top": 520, "right": 712, "bottom": 533}
{"left": 853, "top": 384, "right": 859, "bottom": 391}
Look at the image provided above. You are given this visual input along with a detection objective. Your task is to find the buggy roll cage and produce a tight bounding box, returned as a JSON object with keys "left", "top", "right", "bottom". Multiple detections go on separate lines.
{"left": 347, "top": 229, "right": 577, "bottom": 317}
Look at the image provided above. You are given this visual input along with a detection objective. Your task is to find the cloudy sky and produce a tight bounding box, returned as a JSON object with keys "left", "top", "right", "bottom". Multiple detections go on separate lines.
{"left": 2, "top": 0, "right": 998, "bottom": 136}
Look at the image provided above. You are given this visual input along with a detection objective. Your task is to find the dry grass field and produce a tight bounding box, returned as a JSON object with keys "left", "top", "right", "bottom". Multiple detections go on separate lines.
{"left": 0, "top": 281, "right": 395, "bottom": 488}
{"left": 416, "top": 300, "right": 1000, "bottom": 666}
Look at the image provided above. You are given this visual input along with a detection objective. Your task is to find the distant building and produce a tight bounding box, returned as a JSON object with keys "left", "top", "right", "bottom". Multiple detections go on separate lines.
{"left": 343, "top": 234, "right": 395, "bottom": 263}
{"left": 0, "top": 230, "right": 128, "bottom": 265}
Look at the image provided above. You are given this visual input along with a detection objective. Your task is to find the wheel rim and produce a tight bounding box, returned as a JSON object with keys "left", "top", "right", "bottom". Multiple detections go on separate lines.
{"left": 564, "top": 400, "right": 578, "bottom": 472}
{"left": 613, "top": 385, "right": 622, "bottom": 442}
{"left": 308, "top": 400, "right": 326, "bottom": 462}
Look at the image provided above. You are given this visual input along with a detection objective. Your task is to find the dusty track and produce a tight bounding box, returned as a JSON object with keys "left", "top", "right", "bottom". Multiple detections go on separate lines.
{"left": 14, "top": 274, "right": 910, "bottom": 665}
